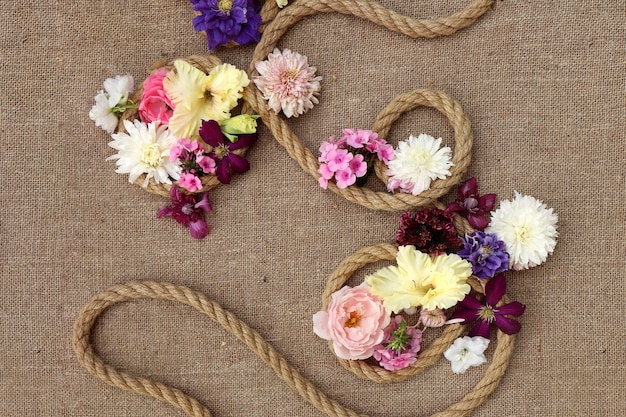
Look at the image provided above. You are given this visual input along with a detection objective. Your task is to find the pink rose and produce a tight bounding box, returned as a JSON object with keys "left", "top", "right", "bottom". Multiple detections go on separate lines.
{"left": 139, "top": 68, "right": 174, "bottom": 124}
{"left": 312, "top": 283, "right": 391, "bottom": 360}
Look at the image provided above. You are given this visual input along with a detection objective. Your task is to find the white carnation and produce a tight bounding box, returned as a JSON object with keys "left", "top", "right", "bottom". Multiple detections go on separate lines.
{"left": 486, "top": 192, "right": 558, "bottom": 270}
{"left": 385, "top": 133, "right": 453, "bottom": 195}
{"left": 107, "top": 120, "right": 181, "bottom": 188}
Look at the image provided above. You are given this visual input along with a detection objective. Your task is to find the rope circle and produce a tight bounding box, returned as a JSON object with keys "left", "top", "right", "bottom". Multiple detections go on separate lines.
{"left": 117, "top": 55, "right": 253, "bottom": 198}
{"left": 72, "top": 280, "right": 516, "bottom": 417}
{"left": 244, "top": 0, "right": 490, "bottom": 210}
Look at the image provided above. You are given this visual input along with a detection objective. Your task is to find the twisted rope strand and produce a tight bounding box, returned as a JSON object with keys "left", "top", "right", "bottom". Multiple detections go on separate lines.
{"left": 73, "top": 278, "right": 515, "bottom": 417}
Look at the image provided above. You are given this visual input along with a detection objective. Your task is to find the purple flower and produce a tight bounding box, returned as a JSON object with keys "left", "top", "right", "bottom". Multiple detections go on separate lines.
{"left": 157, "top": 186, "right": 212, "bottom": 239}
{"left": 189, "top": 0, "right": 261, "bottom": 50}
{"left": 373, "top": 316, "right": 422, "bottom": 371}
{"left": 451, "top": 274, "right": 525, "bottom": 339}
{"left": 199, "top": 120, "right": 256, "bottom": 184}
{"left": 396, "top": 208, "right": 462, "bottom": 256}
{"left": 458, "top": 231, "right": 509, "bottom": 279}
{"left": 446, "top": 177, "right": 496, "bottom": 230}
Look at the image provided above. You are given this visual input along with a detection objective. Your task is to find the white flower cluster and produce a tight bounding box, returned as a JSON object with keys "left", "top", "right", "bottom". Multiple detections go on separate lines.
{"left": 89, "top": 75, "right": 134, "bottom": 133}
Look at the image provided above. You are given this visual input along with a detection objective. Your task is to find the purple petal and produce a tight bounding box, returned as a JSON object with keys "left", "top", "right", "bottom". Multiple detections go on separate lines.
{"left": 468, "top": 320, "right": 491, "bottom": 339}
{"left": 445, "top": 201, "right": 464, "bottom": 213}
{"left": 457, "top": 295, "right": 484, "bottom": 311}
{"left": 194, "top": 192, "right": 212, "bottom": 213}
{"left": 459, "top": 177, "right": 477, "bottom": 198}
{"left": 479, "top": 193, "right": 496, "bottom": 211}
{"left": 485, "top": 273, "right": 507, "bottom": 306}
{"left": 156, "top": 206, "right": 173, "bottom": 219}
{"left": 189, "top": 219, "right": 209, "bottom": 239}
{"left": 227, "top": 153, "right": 250, "bottom": 174}
{"left": 199, "top": 120, "right": 224, "bottom": 147}
{"left": 216, "top": 161, "right": 232, "bottom": 184}
{"left": 467, "top": 212, "right": 489, "bottom": 229}
{"left": 494, "top": 315, "right": 521, "bottom": 335}
{"left": 497, "top": 301, "right": 526, "bottom": 317}
{"left": 229, "top": 133, "right": 257, "bottom": 151}
{"left": 451, "top": 306, "right": 479, "bottom": 322}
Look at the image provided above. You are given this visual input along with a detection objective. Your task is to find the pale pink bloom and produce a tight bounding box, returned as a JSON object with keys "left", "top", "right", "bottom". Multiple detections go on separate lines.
{"left": 313, "top": 283, "right": 391, "bottom": 360}
{"left": 318, "top": 163, "right": 333, "bottom": 180}
{"left": 373, "top": 141, "right": 395, "bottom": 163}
{"left": 197, "top": 154, "right": 216, "bottom": 174}
{"left": 343, "top": 128, "right": 373, "bottom": 148}
{"left": 254, "top": 48, "right": 322, "bottom": 118}
{"left": 420, "top": 308, "right": 447, "bottom": 328}
{"left": 169, "top": 138, "right": 200, "bottom": 162}
{"left": 318, "top": 139, "right": 339, "bottom": 162}
{"left": 318, "top": 176, "right": 329, "bottom": 189}
{"left": 178, "top": 172, "right": 202, "bottom": 192}
{"left": 326, "top": 148, "right": 352, "bottom": 172}
{"left": 335, "top": 168, "right": 356, "bottom": 189}
{"left": 348, "top": 154, "right": 367, "bottom": 177}
{"left": 139, "top": 68, "right": 175, "bottom": 125}
{"left": 372, "top": 316, "right": 422, "bottom": 371}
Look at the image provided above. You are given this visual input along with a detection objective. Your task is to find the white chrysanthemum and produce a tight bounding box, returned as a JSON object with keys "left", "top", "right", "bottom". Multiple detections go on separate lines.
{"left": 486, "top": 192, "right": 558, "bottom": 270}
{"left": 107, "top": 120, "right": 181, "bottom": 188}
{"left": 385, "top": 133, "right": 453, "bottom": 195}
{"left": 89, "top": 91, "right": 118, "bottom": 133}
{"left": 444, "top": 336, "right": 489, "bottom": 374}
{"left": 103, "top": 74, "right": 134, "bottom": 107}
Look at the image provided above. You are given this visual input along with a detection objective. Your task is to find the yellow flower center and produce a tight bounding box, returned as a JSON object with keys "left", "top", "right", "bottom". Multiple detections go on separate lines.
{"left": 140, "top": 144, "right": 162, "bottom": 168}
{"left": 218, "top": 0, "right": 233, "bottom": 12}
{"left": 478, "top": 305, "right": 496, "bottom": 322}
{"left": 344, "top": 311, "right": 361, "bottom": 328}
{"left": 514, "top": 224, "right": 529, "bottom": 244}
{"left": 214, "top": 144, "right": 230, "bottom": 159}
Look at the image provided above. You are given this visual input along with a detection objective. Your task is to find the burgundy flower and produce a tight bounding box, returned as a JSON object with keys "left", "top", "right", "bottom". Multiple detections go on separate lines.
{"left": 199, "top": 120, "right": 256, "bottom": 184}
{"left": 396, "top": 208, "right": 462, "bottom": 256}
{"left": 157, "top": 186, "right": 212, "bottom": 239}
{"left": 451, "top": 274, "right": 526, "bottom": 339}
{"left": 445, "top": 177, "right": 496, "bottom": 230}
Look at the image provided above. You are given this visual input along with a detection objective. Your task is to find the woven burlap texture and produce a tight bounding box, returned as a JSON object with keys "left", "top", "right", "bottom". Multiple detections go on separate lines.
{"left": 1, "top": 0, "right": 624, "bottom": 416}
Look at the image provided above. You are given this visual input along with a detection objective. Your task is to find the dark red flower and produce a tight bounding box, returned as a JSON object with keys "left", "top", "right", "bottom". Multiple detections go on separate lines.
{"left": 451, "top": 274, "right": 526, "bottom": 339}
{"left": 445, "top": 177, "right": 496, "bottom": 230}
{"left": 396, "top": 208, "right": 462, "bottom": 256}
{"left": 199, "top": 119, "right": 257, "bottom": 184}
{"left": 157, "top": 186, "right": 212, "bottom": 239}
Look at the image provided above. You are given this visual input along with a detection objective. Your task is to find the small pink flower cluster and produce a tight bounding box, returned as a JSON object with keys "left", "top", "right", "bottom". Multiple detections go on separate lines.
{"left": 170, "top": 138, "right": 216, "bottom": 192}
{"left": 317, "top": 129, "right": 394, "bottom": 189}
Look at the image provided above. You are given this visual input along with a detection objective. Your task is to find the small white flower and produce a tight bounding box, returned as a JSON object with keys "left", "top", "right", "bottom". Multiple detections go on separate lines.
{"left": 107, "top": 120, "right": 181, "bottom": 188}
{"left": 89, "top": 91, "right": 118, "bottom": 133}
{"left": 103, "top": 74, "right": 134, "bottom": 107}
{"left": 276, "top": 0, "right": 288, "bottom": 7}
{"left": 385, "top": 133, "right": 453, "bottom": 195}
{"left": 486, "top": 192, "right": 558, "bottom": 270}
{"left": 444, "top": 336, "right": 489, "bottom": 374}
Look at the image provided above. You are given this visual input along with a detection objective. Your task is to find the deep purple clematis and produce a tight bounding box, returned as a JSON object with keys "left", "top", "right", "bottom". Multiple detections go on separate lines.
{"left": 189, "top": 0, "right": 261, "bottom": 51}
{"left": 157, "top": 186, "right": 212, "bottom": 239}
{"left": 199, "top": 120, "right": 257, "bottom": 184}
{"left": 445, "top": 177, "right": 496, "bottom": 230}
{"left": 451, "top": 274, "right": 526, "bottom": 339}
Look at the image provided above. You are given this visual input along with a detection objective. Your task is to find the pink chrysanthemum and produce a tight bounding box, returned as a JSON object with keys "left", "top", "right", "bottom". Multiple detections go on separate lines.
{"left": 253, "top": 48, "right": 322, "bottom": 118}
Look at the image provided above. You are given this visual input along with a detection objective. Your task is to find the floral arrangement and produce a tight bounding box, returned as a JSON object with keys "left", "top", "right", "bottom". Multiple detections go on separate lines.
{"left": 313, "top": 177, "right": 558, "bottom": 374}
{"left": 189, "top": 0, "right": 289, "bottom": 51}
{"left": 89, "top": 57, "right": 258, "bottom": 239}
{"left": 317, "top": 131, "right": 453, "bottom": 195}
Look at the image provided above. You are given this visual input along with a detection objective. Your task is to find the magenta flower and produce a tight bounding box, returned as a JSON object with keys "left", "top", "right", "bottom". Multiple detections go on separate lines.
{"left": 451, "top": 274, "right": 526, "bottom": 339}
{"left": 157, "top": 186, "right": 212, "bottom": 239}
{"left": 446, "top": 177, "right": 496, "bottom": 229}
{"left": 199, "top": 119, "right": 256, "bottom": 184}
{"left": 373, "top": 316, "right": 422, "bottom": 371}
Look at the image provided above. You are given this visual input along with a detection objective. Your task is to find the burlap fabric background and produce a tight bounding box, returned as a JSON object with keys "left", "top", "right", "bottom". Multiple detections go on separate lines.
{"left": 2, "top": 1, "right": 624, "bottom": 416}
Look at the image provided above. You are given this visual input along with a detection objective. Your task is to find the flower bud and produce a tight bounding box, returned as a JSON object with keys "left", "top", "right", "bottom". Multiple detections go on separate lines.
{"left": 220, "top": 114, "right": 260, "bottom": 141}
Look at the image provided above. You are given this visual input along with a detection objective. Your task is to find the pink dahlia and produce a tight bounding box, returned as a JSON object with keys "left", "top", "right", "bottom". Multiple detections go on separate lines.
{"left": 253, "top": 48, "right": 322, "bottom": 118}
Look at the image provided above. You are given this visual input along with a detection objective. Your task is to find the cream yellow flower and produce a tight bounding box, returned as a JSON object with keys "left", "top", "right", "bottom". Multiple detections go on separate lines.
{"left": 365, "top": 245, "right": 472, "bottom": 313}
{"left": 163, "top": 60, "right": 249, "bottom": 139}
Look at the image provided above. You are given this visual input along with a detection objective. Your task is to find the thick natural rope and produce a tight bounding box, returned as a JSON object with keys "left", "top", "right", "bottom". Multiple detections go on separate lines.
{"left": 73, "top": 277, "right": 515, "bottom": 417}
{"left": 244, "top": 0, "right": 490, "bottom": 210}
{"left": 116, "top": 55, "right": 253, "bottom": 198}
